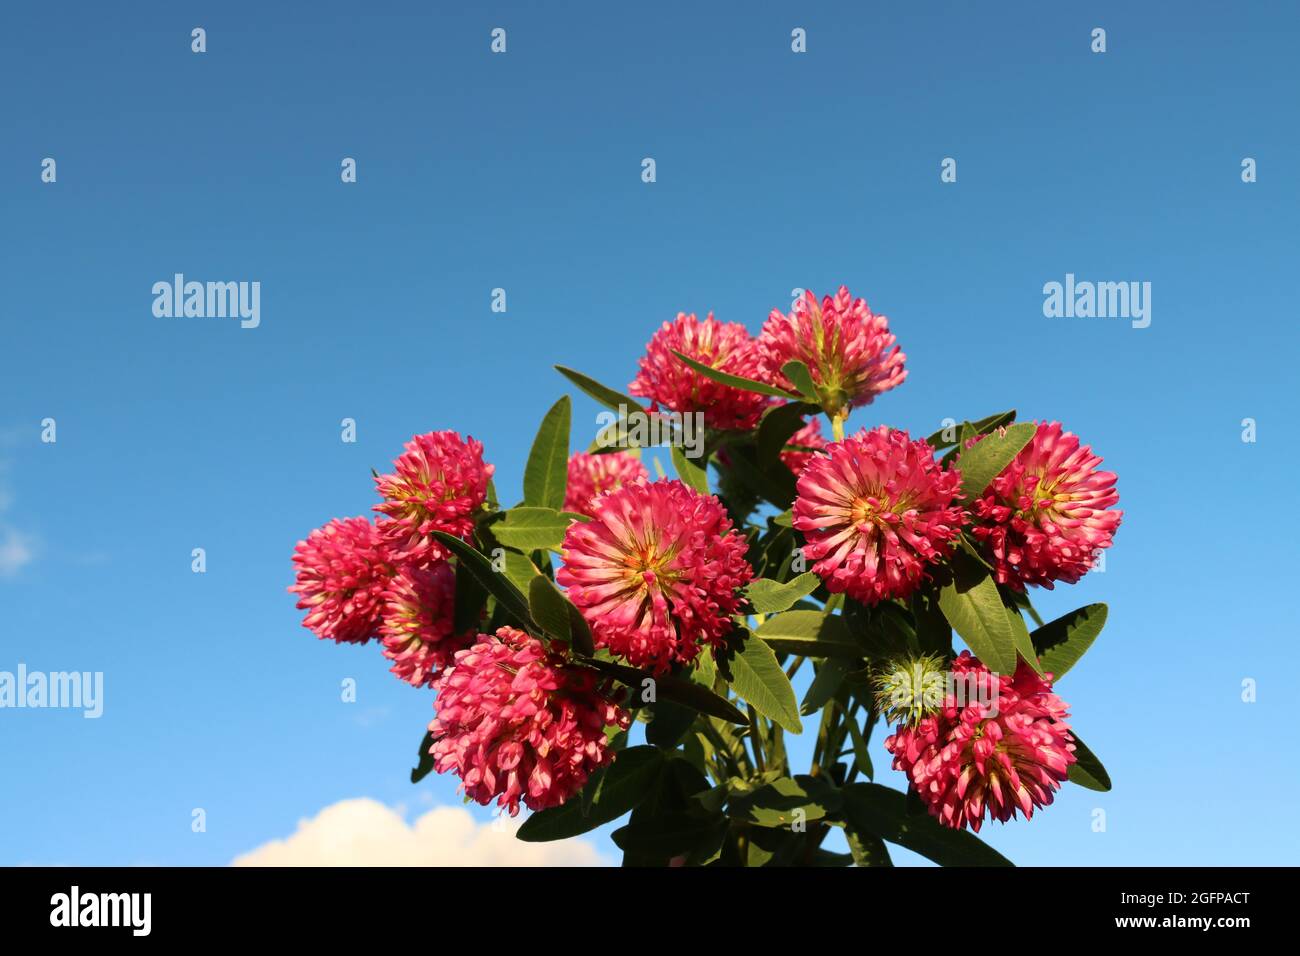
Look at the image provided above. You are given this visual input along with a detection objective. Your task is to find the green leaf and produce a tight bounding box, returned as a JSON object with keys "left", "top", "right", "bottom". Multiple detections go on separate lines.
{"left": 840, "top": 783, "right": 1013, "bottom": 866}
{"left": 842, "top": 708, "right": 874, "bottom": 780}
{"left": 410, "top": 730, "right": 435, "bottom": 784}
{"left": 589, "top": 412, "right": 678, "bottom": 454}
{"left": 727, "top": 635, "right": 803, "bottom": 733}
{"left": 451, "top": 558, "right": 488, "bottom": 635}
{"left": 523, "top": 396, "right": 571, "bottom": 510}
{"left": 755, "top": 610, "right": 862, "bottom": 659}
{"left": 430, "top": 532, "right": 535, "bottom": 631}
{"left": 671, "top": 349, "right": 800, "bottom": 399}
{"left": 845, "top": 826, "right": 893, "bottom": 866}
{"left": 726, "top": 775, "right": 842, "bottom": 827}
{"left": 497, "top": 548, "right": 542, "bottom": 596}
{"left": 745, "top": 572, "right": 821, "bottom": 615}
{"left": 957, "top": 530, "right": 996, "bottom": 572}
{"left": 530, "top": 578, "right": 591, "bottom": 655}
{"left": 745, "top": 824, "right": 801, "bottom": 866}
{"left": 565, "top": 602, "right": 596, "bottom": 658}
{"left": 645, "top": 699, "right": 698, "bottom": 748}
{"left": 938, "top": 552, "right": 1018, "bottom": 675}
{"left": 719, "top": 441, "right": 798, "bottom": 510}
{"left": 528, "top": 575, "right": 572, "bottom": 643}
{"left": 491, "top": 506, "right": 578, "bottom": 552}
{"left": 808, "top": 848, "right": 856, "bottom": 867}
{"left": 1006, "top": 588, "right": 1046, "bottom": 628}
{"left": 1031, "top": 604, "right": 1108, "bottom": 681}
{"left": 954, "top": 421, "right": 1036, "bottom": 500}
{"left": 801, "top": 658, "right": 850, "bottom": 716}
{"left": 516, "top": 746, "right": 664, "bottom": 841}
{"left": 583, "top": 659, "right": 748, "bottom": 725}
{"left": 756, "top": 401, "right": 819, "bottom": 464}
{"left": 1005, "top": 603, "right": 1046, "bottom": 676}
{"left": 611, "top": 813, "right": 727, "bottom": 856}
{"left": 926, "top": 409, "right": 1017, "bottom": 450}
{"left": 780, "top": 360, "right": 820, "bottom": 402}
{"left": 554, "top": 365, "right": 645, "bottom": 415}
{"left": 911, "top": 588, "right": 952, "bottom": 657}
{"left": 526, "top": 575, "right": 595, "bottom": 656}
{"left": 671, "top": 443, "right": 710, "bottom": 494}
{"left": 1068, "top": 733, "right": 1112, "bottom": 792}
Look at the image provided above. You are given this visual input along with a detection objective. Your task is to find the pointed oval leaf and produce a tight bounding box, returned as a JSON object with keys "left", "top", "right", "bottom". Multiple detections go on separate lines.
{"left": 727, "top": 775, "right": 841, "bottom": 827}
{"left": 1006, "top": 603, "right": 1045, "bottom": 676}
{"left": 526, "top": 574, "right": 595, "bottom": 657}
{"left": 756, "top": 401, "right": 820, "bottom": 464}
{"left": 746, "top": 572, "right": 821, "bottom": 615}
{"left": 430, "top": 531, "right": 535, "bottom": 631}
{"left": 516, "top": 745, "right": 664, "bottom": 841}
{"left": 523, "top": 396, "right": 571, "bottom": 510}
{"left": 840, "top": 783, "right": 1012, "bottom": 867}
{"left": 671, "top": 349, "right": 801, "bottom": 399}
{"left": 497, "top": 548, "right": 542, "bottom": 597}
{"left": 800, "top": 658, "right": 850, "bottom": 716}
{"left": 554, "top": 365, "right": 645, "bottom": 415}
{"left": 728, "top": 634, "right": 803, "bottom": 733}
{"left": 926, "top": 409, "right": 1017, "bottom": 450}
{"left": 1067, "top": 733, "right": 1112, "bottom": 792}
{"left": 583, "top": 659, "right": 748, "bottom": 725}
{"left": 410, "top": 729, "right": 436, "bottom": 784}
{"left": 938, "top": 553, "right": 1018, "bottom": 675}
{"left": 528, "top": 575, "right": 573, "bottom": 644}
{"left": 954, "top": 421, "right": 1036, "bottom": 500}
{"left": 1031, "top": 604, "right": 1108, "bottom": 681}
{"left": 671, "top": 444, "right": 710, "bottom": 494}
{"left": 779, "top": 360, "right": 820, "bottom": 402}
{"left": 491, "top": 506, "right": 577, "bottom": 552}
{"left": 755, "top": 610, "right": 860, "bottom": 659}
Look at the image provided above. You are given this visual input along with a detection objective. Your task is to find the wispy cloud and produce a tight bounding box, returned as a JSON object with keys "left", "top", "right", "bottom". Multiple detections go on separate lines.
{"left": 0, "top": 528, "right": 35, "bottom": 577}
{"left": 0, "top": 459, "right": 36, "bottom": 577}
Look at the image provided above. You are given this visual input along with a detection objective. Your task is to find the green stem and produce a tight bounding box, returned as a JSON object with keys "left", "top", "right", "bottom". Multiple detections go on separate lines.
{"left": 699, "top": 720, "right": 745, "bottom": 778}
{"left": 810, "top": 703, "right": 836, "bottom": 776}
{"left": 747, "top": 706, "right": 766, "bottom": 773}
{"left": 831, "top": 411, "right": 847, "bottom": 442}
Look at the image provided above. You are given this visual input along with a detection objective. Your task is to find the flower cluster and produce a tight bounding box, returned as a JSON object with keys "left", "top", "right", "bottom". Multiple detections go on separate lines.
{"left": 373, "top": 430, "right": 494, "bottom": 565}
{"left": 629, "top": 312, "right": 772, "bottom": 431}
{"left": 558, "top": 478, "right": 753, "bottom": 674}
{"left": 429, "top": 627, "right": 629, "bottom": 816}
{"left": 563, "top": 451, "right": 648, "bottom": 518}
{"left": 379, "top": 563, "right": 466, "bottom": 687}
{"left": 966, "top": 422, "right": 1123, "bottom": 590}
{"left": 883, "top": 652, "right": 1076, "bottom": 832}
{"left": 289, "top": 281, "right": 1122, "bottom": 853}
{"left": 289, "top": 430, "right": 489, "bottom": 687}
{"left": 759, "top": 286, "right": 906, "bottom": 416}
{"left": 289, "top": 516, "right": 395, "bottom": 644}
{"left": 793, "top": 426, "right": 964, "bottom": 604}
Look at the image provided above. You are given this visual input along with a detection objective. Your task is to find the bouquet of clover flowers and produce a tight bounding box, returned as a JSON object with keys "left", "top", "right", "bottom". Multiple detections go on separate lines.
{"left": 289, "top": 286, "right": 1121, "bottom": 866}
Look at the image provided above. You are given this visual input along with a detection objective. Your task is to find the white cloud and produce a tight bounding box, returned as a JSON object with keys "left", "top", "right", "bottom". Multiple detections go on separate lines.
{"left": 232, "top": 798, "right": 608, "bottom": 867}
{"left": 0, "top": 527, "right": 34, "bottom": 576}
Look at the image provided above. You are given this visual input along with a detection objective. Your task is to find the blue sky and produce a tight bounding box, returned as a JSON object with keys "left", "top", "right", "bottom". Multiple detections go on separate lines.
{"left": 1, "top": 0, "right": 1296, "bottom": 865}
